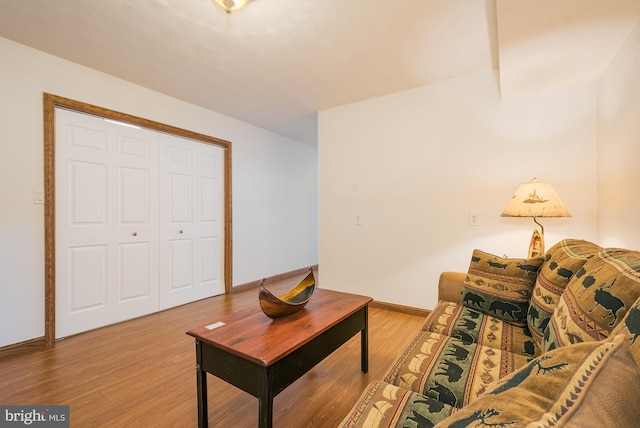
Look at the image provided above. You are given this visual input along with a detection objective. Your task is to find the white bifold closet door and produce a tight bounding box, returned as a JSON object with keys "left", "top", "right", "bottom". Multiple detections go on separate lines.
{"left": 55, "top": 108, "right": 223, "bottom": 339}
{"left": 158, "top": 133, "right": 224, "bottom": 309}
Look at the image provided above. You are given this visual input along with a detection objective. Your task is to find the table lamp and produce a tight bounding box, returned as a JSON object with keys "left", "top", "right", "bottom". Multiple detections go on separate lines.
{"left": 501, "top": 178, "right": 571, "bottom": 257}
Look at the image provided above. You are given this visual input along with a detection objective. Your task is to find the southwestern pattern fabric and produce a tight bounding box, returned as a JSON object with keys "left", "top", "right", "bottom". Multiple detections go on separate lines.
{"left": 422, "top": 300, "right": 538, "bottom": 357}
{"left": 337, "top": 381, "right": 454, "bottom": 428}
{"left": 611, "top": 296, "right": 640, "bottom": 368}
{"left": 383, "top": 331, "right": 530, "bottom": 408}
{"left": 434, "top": 335, "right": 640, "bottom": 428}
{"left": 527, "top": 239, "right": 601, "bottom": 347}
{"left": 543, "top": 248, "right": 640, "bottom": 352}
{"left": 461, "top": 250, "right": 544, "bottom": 326}
{"left": 339, "top": 240, "right": 640, "bottom": 428}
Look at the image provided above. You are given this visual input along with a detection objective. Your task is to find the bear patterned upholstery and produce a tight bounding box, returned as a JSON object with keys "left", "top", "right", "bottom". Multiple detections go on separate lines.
{"left": 434, "top": 335, "right": 640, "bottom": 428}
{"left": 338, "top": 380, "right": 454, "bottom": 428}
{"left": 382, "top": 330, "right": 531, "bottom": 409}
{"left": 612, "top": 297, "right": 640, "bottom": 368}
{"left": 460, "top": 250, "right": 544, "bottom": 327}
{"left": 338, "top": 240, "right": 640, "bottom": 428}
{"left": 543, "top": 248, "right": 640, "bottom": 351}
{"left": 527, "top": 239, "right": 602, "bottom": 346}
{"left": 422, "top": 300, "right": 539, "bottom": 358}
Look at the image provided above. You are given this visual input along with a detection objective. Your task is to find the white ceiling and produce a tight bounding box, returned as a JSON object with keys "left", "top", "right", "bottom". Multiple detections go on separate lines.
{"left": 0, "top": 0, "right": 638, "bottom": 146}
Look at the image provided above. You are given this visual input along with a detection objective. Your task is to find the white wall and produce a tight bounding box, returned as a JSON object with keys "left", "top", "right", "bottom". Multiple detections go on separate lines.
{"left": 0, "top": 37, "right": 318, "bottom": 348}
{"left": 319, "top": 69, "right": 598, "bottom": 310}
{"left": 597, "top": 23, "right": 640, "bottom": 249}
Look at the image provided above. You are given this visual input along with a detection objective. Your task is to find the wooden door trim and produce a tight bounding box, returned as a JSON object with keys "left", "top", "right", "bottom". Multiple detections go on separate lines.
{"left": 43, "top": 93, "right": 233, "bottom": 345}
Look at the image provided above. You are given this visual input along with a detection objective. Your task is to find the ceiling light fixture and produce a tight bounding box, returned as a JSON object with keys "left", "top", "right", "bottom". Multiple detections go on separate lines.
{"left": 214, "top": 0, "right": 253, "bottom": 14}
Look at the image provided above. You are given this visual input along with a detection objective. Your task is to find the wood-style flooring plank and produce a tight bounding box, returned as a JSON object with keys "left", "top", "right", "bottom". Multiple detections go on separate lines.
{"left": 0, "top": 275, "right": 426, "bottom": 427}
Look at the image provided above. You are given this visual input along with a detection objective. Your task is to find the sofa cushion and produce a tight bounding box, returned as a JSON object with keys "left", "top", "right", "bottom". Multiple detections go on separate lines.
{"left": 383, "top": 331, "right": 530, "bottom": 408}
{"left": 434, "top": 334, "right": 640, "bottom": 428}
{"left": 611, "top": 296, "right": 640, "bottom": 368}
{"left": 422, "top": 300, "right": 539, "bottom": 357}
{"left": 527, "top": 239, "right": 601, "bottom": 346}
{"left": 337, "top": 381, "right": 454, "bottom": 428}
{"left": 461, "top": 249, "right": 544, "bottom": 326}
{"left": 543, "top": 248, "right": 640, "bottom": 351}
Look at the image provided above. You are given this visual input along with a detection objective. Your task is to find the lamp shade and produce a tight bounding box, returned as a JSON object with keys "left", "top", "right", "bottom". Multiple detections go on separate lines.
{"left": 501, "top": 179, "right": 571, "bottom": 218}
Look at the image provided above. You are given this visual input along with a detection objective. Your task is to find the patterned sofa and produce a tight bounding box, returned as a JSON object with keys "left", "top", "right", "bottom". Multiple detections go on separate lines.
{"left": 338, "top": 239, "right": 640, "bottom": 427}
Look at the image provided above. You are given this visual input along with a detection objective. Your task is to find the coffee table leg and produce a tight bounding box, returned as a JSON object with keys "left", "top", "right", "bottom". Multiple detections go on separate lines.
{"left": 258, "top": 393, "right": 273, "bottom": 428}
{"left": 361, "top": 305, "right": 369, "bottom": 373}
{"left": 195, "top": 340, "right": 208, "bottom": 428}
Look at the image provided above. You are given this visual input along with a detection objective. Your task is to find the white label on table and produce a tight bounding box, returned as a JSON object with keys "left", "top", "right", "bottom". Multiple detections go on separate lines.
{"left": 205, "top": 321, "right": 226, "bottom": 330}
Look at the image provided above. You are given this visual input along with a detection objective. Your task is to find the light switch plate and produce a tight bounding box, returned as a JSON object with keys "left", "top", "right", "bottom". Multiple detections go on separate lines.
{"left": 33, "top": 189, "right": 45, "bottom": 204}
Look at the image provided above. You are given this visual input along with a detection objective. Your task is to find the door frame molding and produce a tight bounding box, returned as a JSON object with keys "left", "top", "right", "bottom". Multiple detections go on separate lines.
{"left": 43, "top": 93, "right": 233, "bottom": 345}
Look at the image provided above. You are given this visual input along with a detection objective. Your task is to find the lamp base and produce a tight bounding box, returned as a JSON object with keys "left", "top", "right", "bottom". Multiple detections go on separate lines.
{"left": 528, "top": 229, "right": 545, "bottom": 258}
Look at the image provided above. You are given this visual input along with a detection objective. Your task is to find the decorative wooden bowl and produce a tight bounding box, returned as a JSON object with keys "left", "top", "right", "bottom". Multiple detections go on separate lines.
{"left": 259, "top": 268, "right": 316, "bottom": 319}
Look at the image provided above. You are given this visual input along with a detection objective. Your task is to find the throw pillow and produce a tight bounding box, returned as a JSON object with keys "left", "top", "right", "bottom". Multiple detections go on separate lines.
{"left": 434, "top": 334, "right": 640, "bottom": 428}
{"left": 611, "top": 295, "right": 640, "bottom": 368}
{"left": 527, "top": 239, "right": 601, "bottom": 347}
{"left": 460, "top": 249, "right": 544, "bottom": 326}
{"left": 542, "top": 248, "right": 640, "bottom": 351}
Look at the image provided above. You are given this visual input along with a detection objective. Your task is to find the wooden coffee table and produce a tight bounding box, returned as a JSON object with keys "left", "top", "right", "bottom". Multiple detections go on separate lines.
{"left": 186, "top": 288, "right": 372, "bottom": 428}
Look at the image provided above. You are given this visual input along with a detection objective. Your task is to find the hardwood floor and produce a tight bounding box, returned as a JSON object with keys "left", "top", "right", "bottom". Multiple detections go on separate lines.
{"left": 0, "top": 274, "right": 427, "bottom": 427}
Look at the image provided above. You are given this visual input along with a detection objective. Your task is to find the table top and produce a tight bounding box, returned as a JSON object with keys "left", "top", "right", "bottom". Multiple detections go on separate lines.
{"left": 186, "top": 288, "right": 372, "bottom": 367}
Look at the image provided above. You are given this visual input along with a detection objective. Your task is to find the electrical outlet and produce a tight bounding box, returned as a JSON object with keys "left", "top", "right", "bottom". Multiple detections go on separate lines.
{"left": 468, "top": 211, "right": 479, "bottom": 226}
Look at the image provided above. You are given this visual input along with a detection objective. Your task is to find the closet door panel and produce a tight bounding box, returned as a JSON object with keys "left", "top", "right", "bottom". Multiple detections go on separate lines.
{"left": 112, "top": 131, "right": 159, "bottom": 322}
{"left": 159, "top": 135, "right": 224, "bottom": 309}
{"left": 55, "top": 108, "right": 159, "bottom": 338}
{"left": 169, "top": 239, "right": 193, "bottom": 290}
{"left": 68, "top": 245, "right": 108, "bottom": 312}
